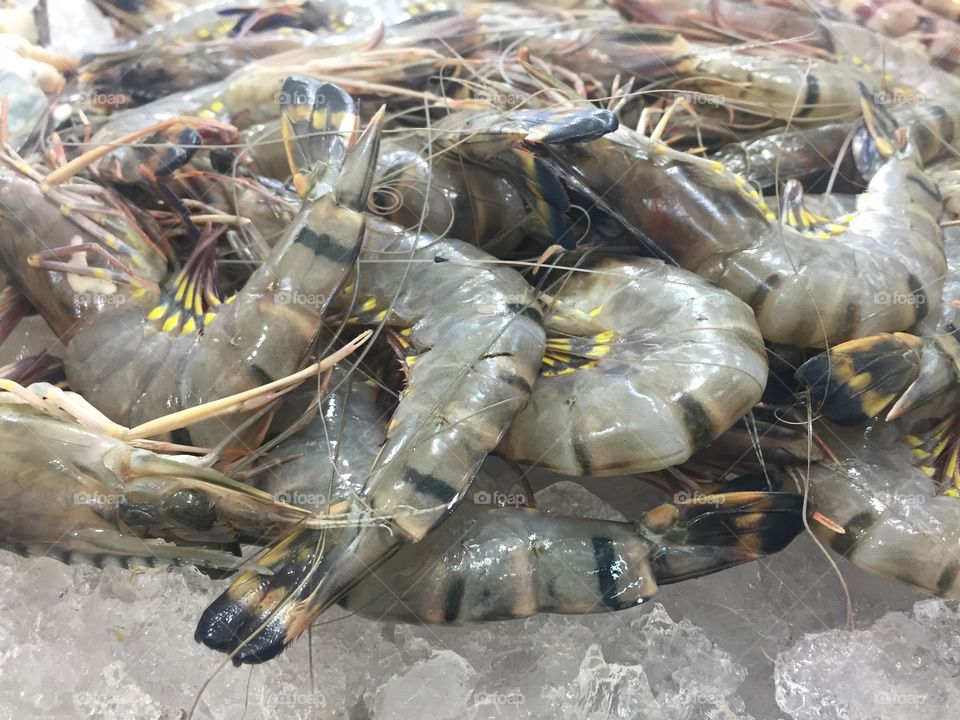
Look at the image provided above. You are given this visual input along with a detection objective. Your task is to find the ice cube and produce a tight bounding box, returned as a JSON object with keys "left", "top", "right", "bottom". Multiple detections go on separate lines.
{"left": 369, "top": 649, "right": 475, "bottom": 720}
{"left": 775, "top": 599, "right": 960, "bottom": 719}
{"left": 47, "top": 0, "right": 116, "bottom": 56}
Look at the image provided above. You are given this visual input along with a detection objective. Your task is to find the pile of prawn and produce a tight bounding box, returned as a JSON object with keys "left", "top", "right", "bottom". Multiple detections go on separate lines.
{"left": 1, "top": 0, "right": 959, "bottom": 695}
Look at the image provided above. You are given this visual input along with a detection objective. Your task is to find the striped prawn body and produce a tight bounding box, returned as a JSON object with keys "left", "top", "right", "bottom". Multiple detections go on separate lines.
{"left": 498, "top": 257, "right": 768, "bottom": 476}
{"left": 225, "top": 342, "right": 803, "bottom": 627}
{"left": 196, "top": 218, "right": 546, "bottom": 663}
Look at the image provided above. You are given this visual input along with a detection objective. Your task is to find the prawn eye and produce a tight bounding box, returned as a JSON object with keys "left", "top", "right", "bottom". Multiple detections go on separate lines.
{"left": 117, "top": 500, "right": 160, "bottom": 528}
{"left": 210, "top": 148, "right": 237, "bottom": 174}
{"left": 162, "top": 489, "right": 216, "bottom": 531}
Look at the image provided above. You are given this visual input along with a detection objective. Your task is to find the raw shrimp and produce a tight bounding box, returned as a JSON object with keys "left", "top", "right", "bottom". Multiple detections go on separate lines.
{"left": 0, "top": 380, "right": 347, "bottom": 573}
{"left": 343, "top": 490, "right": 804, "bottom": 623}
{"left": 247, "top": 347, "right": 802, "bottom": 625}
{"left": 81, "top": 7, "right": 478, "bottom": 151}
{"left": 0, "top": 78, "right": 383, "bottom": 448}
{"left": 678, "top": 47, "right": 879, "bottom": 122}
{"left": 497, "top": 257, "right": 768, "bottom": 476}
{"left": 710, "top": 96, "right": 960, "bottom": 190}
{"left": 796, "top": 179, "right": 960, "bottom": 425}
{"left": 617, "top": 0, "right": 960, "bottom": 131}
{"left": 195, "top": 216, "right": 546, "bottom": 663}
{"left": 236, "top": 100, "right": 618, "bottom": 256}
{"left": 544, "top": 88, "right": 946, "bottom": 347}
{"left": 611, "top": 0, "right": 834, "bottom": 47}
{"left": 370, "top": 103, "right": 618, "bottom": 254}
{"left": 801, "top": 455, "right": 960, "bottom": 598}
{"left": 373, "top": 134, "right": 531, "bottom": 256}
{"left": 827, "top": 0, "right": 960, "bottom": 67}
{"left": 79, "top": 0, "right": 384, "bottom": 105}
{"left": 254, "top": 364, "right": 386, "bottom": 512}
{"left": 796, "top": 330, "right": 960, "bottom": 426}
{"left": 0, "top": 149, "right": 168, "bottom": 338}
{"left": 710, "top": 121, "right": 859, "bottom": 190}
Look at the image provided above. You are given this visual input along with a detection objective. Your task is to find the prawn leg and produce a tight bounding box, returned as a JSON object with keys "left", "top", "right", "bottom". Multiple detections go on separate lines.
{"left": 6, "top": 529, "right": 252, "bottom": 575}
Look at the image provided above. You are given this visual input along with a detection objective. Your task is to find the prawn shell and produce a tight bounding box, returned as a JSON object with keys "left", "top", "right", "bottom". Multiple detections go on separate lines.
{"left": 498, "top": 257, "right": 767, "bottom": 475}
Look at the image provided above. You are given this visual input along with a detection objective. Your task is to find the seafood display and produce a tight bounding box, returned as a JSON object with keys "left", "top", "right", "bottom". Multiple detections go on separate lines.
{"left": 1, "top": 0, "right": 959, "bottom": 715}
